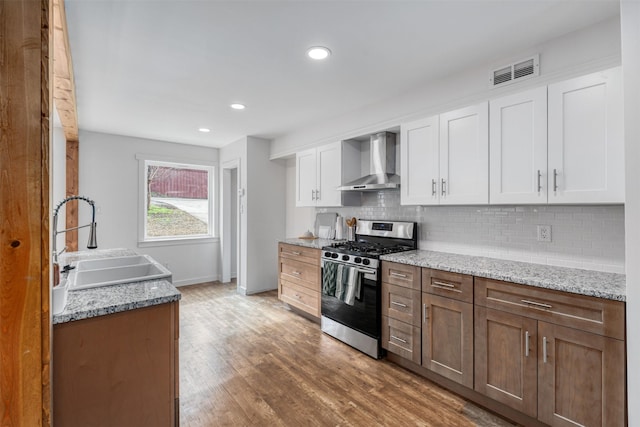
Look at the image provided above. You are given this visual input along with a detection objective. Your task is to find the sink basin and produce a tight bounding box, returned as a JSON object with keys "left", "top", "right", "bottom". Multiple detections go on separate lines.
{"left": 75, "top": 255, "right": 151, "bottom": 271}
{"left": 67, "top": 255, "right": 172, "bottom": 291}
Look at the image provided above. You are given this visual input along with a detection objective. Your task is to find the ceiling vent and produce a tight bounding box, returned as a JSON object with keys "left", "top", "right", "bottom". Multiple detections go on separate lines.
{"left": 490, "top": 55, "right": 539, "bottom": 87}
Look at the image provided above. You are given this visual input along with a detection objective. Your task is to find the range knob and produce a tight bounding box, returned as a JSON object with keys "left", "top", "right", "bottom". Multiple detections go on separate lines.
{"left": 342, "top": 255, "right": 350, "bottom": 261}
{"left": 362, "top": 258, "right": 371, "bottom": 266}
{"left": 324, "top": 251, "right": 332, "bottom": 258}
{"left": 331, "top": 253, "right": 339, "bottom": 259}
{"left": 354, "top": 257, "right": 362, "bottom": 264}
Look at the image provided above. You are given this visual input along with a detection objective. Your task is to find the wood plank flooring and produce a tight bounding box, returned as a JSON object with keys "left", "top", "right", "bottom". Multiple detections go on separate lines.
{"left": 179, "top": 282, "right": 517, "bottom": 427}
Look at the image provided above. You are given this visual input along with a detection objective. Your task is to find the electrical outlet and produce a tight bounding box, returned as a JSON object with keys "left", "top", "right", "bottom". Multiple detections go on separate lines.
{"left": 537, "top": 225, "right": 552, "bottom": 242}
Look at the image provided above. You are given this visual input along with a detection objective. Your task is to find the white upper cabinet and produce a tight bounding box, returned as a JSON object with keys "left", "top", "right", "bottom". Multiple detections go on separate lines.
{"left": 400, "top": 116, "right": 439, "bottom": 205}
{"left": 548, "top": 67, "right": 624, "bottom": 204}
{"left": 295, "top": 141, "right": 360, "bottom": 207}
{"left": 439, "top": 102, "right": 489, "bottom": 205}
{"left": 489, "top": 87, "right": 548, "bottom": 204}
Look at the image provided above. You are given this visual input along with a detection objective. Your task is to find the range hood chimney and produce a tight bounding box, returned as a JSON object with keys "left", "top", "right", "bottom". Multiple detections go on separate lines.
{"left": 338, "top": 131, "right": 400, "bottom": 191}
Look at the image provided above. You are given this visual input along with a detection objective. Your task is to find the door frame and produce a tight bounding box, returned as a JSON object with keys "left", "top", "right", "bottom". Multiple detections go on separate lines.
{"left": 221, "top": 159, "right": 241, "bottom": 286}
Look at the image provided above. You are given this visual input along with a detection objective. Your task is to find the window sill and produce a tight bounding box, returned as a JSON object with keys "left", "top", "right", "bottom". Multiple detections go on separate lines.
{"left": 138, "top": 236, "right": 219, "bottom": 248}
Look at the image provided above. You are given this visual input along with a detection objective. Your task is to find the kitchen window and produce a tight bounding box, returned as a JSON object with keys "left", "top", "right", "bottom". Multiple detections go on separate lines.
{"left": 137, "top": 154, "right": 216, "bottom": 245}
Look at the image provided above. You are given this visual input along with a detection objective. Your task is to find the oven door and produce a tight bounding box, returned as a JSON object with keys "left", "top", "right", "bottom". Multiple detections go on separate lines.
{"left": 321, "top": 261, "right": 380, "bottom": 339}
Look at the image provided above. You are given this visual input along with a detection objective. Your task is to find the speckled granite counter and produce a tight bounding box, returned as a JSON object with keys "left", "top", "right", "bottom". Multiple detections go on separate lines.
{"left": 54, "top": 249, "right": 181, "bottom": 325}
{"left": 381, "top": 250, "right": 626, "bottom": 302}
{"left": 280, "top": 238, "right": 343, "bottom": 250}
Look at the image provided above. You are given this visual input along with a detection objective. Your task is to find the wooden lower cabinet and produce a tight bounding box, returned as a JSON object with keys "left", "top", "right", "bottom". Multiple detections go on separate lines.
{"left": 53, "top": 302, "right": 179, "bottom": 427}
{"left": 381, "top": 315, "right": 421, "bottom": 364}
{"left": 278, "top": 243, "right": 321, "bottom": 318}
{"left": 537, "top": 321, "right": 625, "bottom": 427}
{"left": 423, "top": 293, "right": 474, "bottom": 388}
{"left": 474, "top": 306, "right": 538, "bottom": 418}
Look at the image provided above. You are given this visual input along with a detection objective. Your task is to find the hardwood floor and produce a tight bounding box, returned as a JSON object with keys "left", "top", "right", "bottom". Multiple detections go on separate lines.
{"left": 179, "top": 282, "right": 517, "bottom": 427}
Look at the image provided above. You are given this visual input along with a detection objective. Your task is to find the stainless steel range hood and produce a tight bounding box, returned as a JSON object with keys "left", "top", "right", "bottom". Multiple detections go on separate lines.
{"left": 338, "top": 131, "right": 400, "bottom": 191}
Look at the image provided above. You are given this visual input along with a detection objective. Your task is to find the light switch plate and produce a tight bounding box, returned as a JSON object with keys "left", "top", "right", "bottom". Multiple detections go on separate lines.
{"left": 537, "top": 225, "right": 552, "bottom": 242}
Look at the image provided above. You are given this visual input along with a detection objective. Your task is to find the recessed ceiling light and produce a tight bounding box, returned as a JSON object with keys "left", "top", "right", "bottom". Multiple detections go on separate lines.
{"left": 307, "top": 46, "right": 331, "bottom": 60}
{"left": 198, "top": 128, "right": 211, "bottom": 133}
{"left": 230, "top": 103, "right": 246, "bottom": 110}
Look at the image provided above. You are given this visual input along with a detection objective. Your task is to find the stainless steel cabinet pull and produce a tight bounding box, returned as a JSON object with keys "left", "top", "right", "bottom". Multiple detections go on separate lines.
{"left": 553, "top": 169, "right": 558, "bottom": 192}
{"left": 432, "top": 281, "right": 455, "bottom": 289}
{"left": 391, "top": 335, "right": 407, "bottom": 344}
{"left": 441, "top": 178, "right": 447, "bottom": 196}
{"left": 391, "top": 301, "right": 408, "bottom": 308}
{"left": 525, "top": 331, "right": 530, "bottom": 357}
{"left": 423, "top": 303, "right": 428, "bottom": 323}
{"left": 543, "top": 337, "right": 548, "bottom": 363}
{"left": 521, "top": 299, "right": 552, "bottom": 309}
{"left": 291, "top": 251, "right": 301, "bottom": 256}
{"left": 291, "top": 271, "right": 301, "bottom": 276}
{"left": 311, "top": 189, "right": 315, "bottom": 200}
{"left": 537, "top": 170, "right": 542, "bottom": 193}
{"left": 390, "top": 272, "right": 408, "bottom": 278}
{"left": 316, "top": 189, "right": 320, "bottom": 200}
{"left": 432, "top": 179, "right": 437, "bottom": 196}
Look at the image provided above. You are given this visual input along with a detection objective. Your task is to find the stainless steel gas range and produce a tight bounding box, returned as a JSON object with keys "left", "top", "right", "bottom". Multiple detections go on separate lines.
{"left": 320, "top": 220, "right": 417, "bottom": 359}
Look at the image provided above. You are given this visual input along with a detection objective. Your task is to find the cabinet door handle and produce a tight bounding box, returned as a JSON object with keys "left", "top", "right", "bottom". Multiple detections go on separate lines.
{"left": 311, "top": 189, "right": 315, "bottom": 200}
{"left": 423, "top": 303, "right": 428, "bottom": 323}
{"left": 441, "top": 178, "right": 447, "bottom": 196}
{"left": 316, "top": 189, "right": 320, "bottom": 200}
{"left": 432, "top": 281, "right": 456, "bottom": 289}
{"left": 391, "top": 301, "right": 408, "bottom": 308}
{"left": 543, "top": 336, "right": 548, "bottom": 363}
{"left": 553, "top": 169, "right": 558, "bottom": 192}
{"left": 525, "top": 331, "right": 530, "bottom": 357}
{"left": 537, "top": 170, "right": 542, "bottom": 193}
{"left": 432, "top": 179, "right": 437, "bottom": 196}
{"left": 390, "top": 272, "right": 408, "bottom": 278}
{"left": 390, "top": 335, "right": 407, "bottom": 344}
{"left": 521, "top": 299, "right": 552, "bottom": 309}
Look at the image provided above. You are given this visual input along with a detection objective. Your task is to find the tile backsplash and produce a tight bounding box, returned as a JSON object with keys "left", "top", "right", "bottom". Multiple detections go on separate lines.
{"left": 319, "top": 190, "right": 625, "bottom": 273}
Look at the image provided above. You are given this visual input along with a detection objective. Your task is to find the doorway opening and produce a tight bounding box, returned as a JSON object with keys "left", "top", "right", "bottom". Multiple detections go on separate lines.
{"left": 221, "top": 160, "right": 240, "bottom": 289}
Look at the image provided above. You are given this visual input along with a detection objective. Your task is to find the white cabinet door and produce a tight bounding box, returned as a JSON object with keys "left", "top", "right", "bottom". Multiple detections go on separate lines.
{"left": 439, "top": 102, "right": 489, "bottom": 205}
{"left": 490, "top": 87, "right": 547, "bottom": 204}
{"left": 400, "top": 116, "right": 440, "bottom": 205}
{"left": 296, "top": 148, "right": 317, "bottom": 207}
{"left": 316, "top": 142, "right": 342, "bottom": 207}
{"left": 548, "top": 67, "right": 624, "bottom": 204}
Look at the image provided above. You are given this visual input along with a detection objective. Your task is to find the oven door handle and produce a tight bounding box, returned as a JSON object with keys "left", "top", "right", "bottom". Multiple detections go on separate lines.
{"left": 354, "top": 267, "right": 377, "bottom": 275}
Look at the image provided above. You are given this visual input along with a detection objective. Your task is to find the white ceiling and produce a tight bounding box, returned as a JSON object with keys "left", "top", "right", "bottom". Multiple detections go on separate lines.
{"left": 65, "top": 0, "right": 619, "bottom": 148}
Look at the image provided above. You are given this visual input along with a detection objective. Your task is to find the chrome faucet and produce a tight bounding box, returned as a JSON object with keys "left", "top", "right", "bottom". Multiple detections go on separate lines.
{"left": 53, "top": 195, "right": 98, "bottom": 263}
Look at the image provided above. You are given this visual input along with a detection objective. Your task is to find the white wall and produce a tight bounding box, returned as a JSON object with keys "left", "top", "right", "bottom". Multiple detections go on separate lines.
{"left": 230, "top": 169, "right": 237, "bottom": 277}
{"left": 271, "top": 17, "right": 621, "bottom": 158}
{"left": 621, "top": 1, "right": 640, "bottom": 424}
{"left": 78, "top": 130, "right": 220, "bottom": 286}
{"left": 52, "top": 107, "right": 67, "bottom": 256}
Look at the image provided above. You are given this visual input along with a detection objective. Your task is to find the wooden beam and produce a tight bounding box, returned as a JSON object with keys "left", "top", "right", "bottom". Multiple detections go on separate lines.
{"left": 65, "top": 139, "right": 79, "bottom": 251}
{"left": 52, "top": 0, "right": 78, "bottom": 143}
{"left": 0, "top": 0, "right": 52, "bottom": 425}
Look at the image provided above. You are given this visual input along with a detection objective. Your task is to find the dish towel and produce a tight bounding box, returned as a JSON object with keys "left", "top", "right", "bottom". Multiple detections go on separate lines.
{"left": 341, "top": 266, "right": 361, "bottom": 306}
{"left": 322, "top": 262, "right": 361, "bottom": 306}
{"left": 322, "top": 261, "right": 338, "bottom": 296}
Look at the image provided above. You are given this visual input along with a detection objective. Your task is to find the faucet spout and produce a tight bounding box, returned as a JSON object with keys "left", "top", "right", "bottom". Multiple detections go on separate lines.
{"left": 53, "top": 195, "right": 98, "bottom": 263}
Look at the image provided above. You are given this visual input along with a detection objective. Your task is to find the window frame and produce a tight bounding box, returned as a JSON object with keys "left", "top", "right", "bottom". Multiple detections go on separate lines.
{"left": 136, "top": 153, "right": 217, "bottom": 247}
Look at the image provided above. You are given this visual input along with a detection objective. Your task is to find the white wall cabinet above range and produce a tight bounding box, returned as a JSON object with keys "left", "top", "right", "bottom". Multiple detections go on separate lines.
{"left": 547, "top": 67, "right": 624, "bottom": 204}
{"left": 401, "top": 102, "right": 489, "bottom": 206}
{"left": 490, "top": 67, "right": 624, "bottom": 205}
{"left": 489, "top": 86, "right": 548, "bottom": 204}
{"left": 295, "top": 141, "right": 360, "bottom": 207}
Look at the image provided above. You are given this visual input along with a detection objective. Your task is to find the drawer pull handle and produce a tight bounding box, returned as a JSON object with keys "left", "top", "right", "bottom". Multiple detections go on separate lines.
{"left": 291, "top": 251, "right": 301, "bottom": 256}
{"left": 432, "top": 281, "right": 456, "bottom": 289}
{"left": 521, "top": 299, "right": 552, "bottom": 309}
{"left": 423, "top": 303, "right": 428, "bottom": 323}
{"left": 391, "top": 301, "right": 408, "bottom": 308}
{"left": 525, "top": 331, "right": 530, "bottom": 357}
{"left": 390, "top": 272, "right": 408, "bottom": 278}
{"left": 291, "top": 271, "right": 301, "bottom": 276}
{"left": 543, "top": 336, "right": 548, "bottom": 363}
{"left": 391, "top": 335, "right": 407, "bottom": 344}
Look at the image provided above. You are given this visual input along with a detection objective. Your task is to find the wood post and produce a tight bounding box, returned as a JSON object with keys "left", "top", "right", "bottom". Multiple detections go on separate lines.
{"left": 0, "top": 0, "right": 52, "bottom": 425}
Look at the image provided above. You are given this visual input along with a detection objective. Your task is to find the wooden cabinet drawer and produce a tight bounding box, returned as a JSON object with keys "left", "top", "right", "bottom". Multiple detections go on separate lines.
{"left": 280, "top": 258, "right": 319, "bottom": 289}
{"left": 475, "top": 277, "right": 625, "bottom": 340}
{"left": 382, "top": 282, "right": 421, "bottom": 326}
{"left": 422, "top": 268, "right": 473, "bottom": 303}
{"left": 279, "top": 243, "right": 320, "bottom": 266}
{"left": 381, "top": 261, "right": 421, "bottom": 290}
{"left": 279, "top": 278, "right": 320, "bottom": 317}
{"left": 381, "top": 316, "right": 421, "bottom": 364}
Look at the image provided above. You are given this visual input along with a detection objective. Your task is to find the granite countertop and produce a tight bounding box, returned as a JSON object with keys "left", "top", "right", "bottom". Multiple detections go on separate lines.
{"left": 280, "top": 238, "right": 344, "bottom": 250}
{"left": 381, "top": 250, "right": 626, "bottom": 302}
{"left": 54, "top": 248, "right": 181, "bottom": 325}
